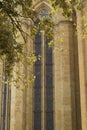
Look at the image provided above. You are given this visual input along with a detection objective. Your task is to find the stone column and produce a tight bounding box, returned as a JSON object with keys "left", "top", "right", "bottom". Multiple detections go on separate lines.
{"left": 10, "top": 64, "right": 24, "bottom": 130}
{"left": 54, "top": 20, "right": 78, "bottom": 130}
{"left": 76, "top": 2, "right": 87, "bottom": 129}
{"left": 10, "top": 18, "right": 34, "bottom": 130}
{"left": 41, "top": 30, "right": 46, "bottom": 130}
{"left": 81, "top": 0, "right": 87, "bottom": 124}
{"left": 23, "top": 19, "right": 34, "bottom": 130}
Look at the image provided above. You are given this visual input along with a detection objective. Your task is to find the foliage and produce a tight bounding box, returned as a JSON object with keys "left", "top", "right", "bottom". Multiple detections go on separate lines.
{"left": 50, "top": 0, "right": 82, "bottom": 17}
{"left": 0, "top": 0, "right": 36, "bottom": 79}
{"left": 39, "top": 17, "right": 54, "bottom": 39}
{"left": 0, "top": 0, "right": 86, "bottom": 88}
{"left": 0, "top": 14, "right": 23, "bottom": 78}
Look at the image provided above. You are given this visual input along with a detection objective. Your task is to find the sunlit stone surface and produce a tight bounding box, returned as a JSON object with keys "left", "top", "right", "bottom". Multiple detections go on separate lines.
{"left": 0, "top": 0, "right": 87, "bottom": 130}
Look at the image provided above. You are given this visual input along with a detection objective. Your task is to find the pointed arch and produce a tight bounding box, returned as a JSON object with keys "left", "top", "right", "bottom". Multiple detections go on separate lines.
{"left": 33, "top": 0, "right": 52, "bottom": 13}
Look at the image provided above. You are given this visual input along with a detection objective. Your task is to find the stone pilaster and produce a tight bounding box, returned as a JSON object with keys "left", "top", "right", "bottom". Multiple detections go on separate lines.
{"left": 82, "top": 0, "right": 87, "bottom": 118}
{"left": 10, "top": 65, "right": 24, "bottom": 130}
{"left": 76, "top": 1, "right": 87, "bottom": 129}
{"left": 23, "top": 19, "right": 34, "bottom": 130}
{"left": 10, "top": 27, "right": 23, "bottom": 130}
{"left": 10, "top": 18, "right": 34, "bottom": 130}
{"left": 54, "top": 20, "right": 78, "bottom": 130}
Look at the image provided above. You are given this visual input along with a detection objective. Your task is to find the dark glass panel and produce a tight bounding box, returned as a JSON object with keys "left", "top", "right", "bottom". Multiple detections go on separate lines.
{"left": 34, "top": 112, "right": 41, "bottom": 130}
{"left": 46, "top": 38, "right": 53, "bottom": 65}
{"left": 46, "top": 88, "right": 53, "bottom": 112}
{"left": 34, "top": 89, "right": 41, "bottom": 111}
{"left": 34, "top": 66, "right": 41, "bottom": 88}
{"left": 46, "top": 112, "right": 54, "bottom": 130}
{"left": 46, "top": 54, "right": 53, "bottom": 65}
{"left": 2, "top": 83, "right": 7, "bottom": 130}
{"left": 46, "top": 65, "right": 53, "bottom": 88}
{"left": 46, "top": 38, "right": 54, "bottom": 130}
{"left": 34, "top": 29, "right": 41, "bottom": 130}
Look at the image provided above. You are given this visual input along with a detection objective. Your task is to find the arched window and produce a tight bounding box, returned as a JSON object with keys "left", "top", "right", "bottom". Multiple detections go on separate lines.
{"left": 1, "top": 61, "right": 11, "bottom": 130}
{"left": 34, "top": 9, "right": 54, "bottom": 130}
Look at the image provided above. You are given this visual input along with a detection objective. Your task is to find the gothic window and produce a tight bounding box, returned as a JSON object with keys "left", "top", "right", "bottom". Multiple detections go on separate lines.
{"left": 34, "top": 9, "right": 54, "bottom": 130}
{"left": 2, "top": 61, "right": 7, "bottom": 130}
{"left": 34, "top": 30, "right": 42, "bottom": 130}
{"left": 45, "top": 38, "right": 54, "bottom": 130}
{"left": 39, "top": 10, "right": 48, "bottom": 19}
{"left": 2, "top": 82, "right": 7, "bottom": 130}
{"left": 1, "top": 62, "right": 11, "bottom": 130}
{"left": 38, "top": 10, "right": 52, "bottom": 19}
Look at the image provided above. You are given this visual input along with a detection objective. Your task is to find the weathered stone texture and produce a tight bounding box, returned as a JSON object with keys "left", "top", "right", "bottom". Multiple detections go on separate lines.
{"left": 54, "top": 21, "right": 78, "bottom": 130}
{"left": 1, "top": 1, "right": 87, "bottom": 130}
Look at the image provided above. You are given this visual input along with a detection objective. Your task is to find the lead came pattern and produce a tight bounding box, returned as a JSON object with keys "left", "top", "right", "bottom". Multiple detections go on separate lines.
{"left": 34, "top": 113, "right": 41, "bottom": 130}
{"left": 46, "top": 113, "right": 54, "bottom": 130}
{"left": 34, "top": 18, "right": 54, "bottom": 130}
{"left": 46, "top": 39, "right": 54, "bottom": 130}
{"left": 34, "top": 31, "right": 41, "bottom": 130}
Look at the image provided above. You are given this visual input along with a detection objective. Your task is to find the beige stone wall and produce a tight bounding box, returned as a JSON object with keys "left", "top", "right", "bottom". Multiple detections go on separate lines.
{"left": 82, "top": 1, "right": 87, "bottom": 125}
{"left": 54, "top": 19, "right": 79, "bottom": 130}
{"left": 10, "top": 64, "right": 24, "bottom": 130}
{"left": 10, "top": 19, "right": 34, "bottom": 130}
{"left": 76, "top": 4, "right": 87, "bottom": 129}
{"left": 23, "top": 19, "right": 34, "bottom": 130}
{"left": 4, "top": 1, "right": 87, "bottom": 130}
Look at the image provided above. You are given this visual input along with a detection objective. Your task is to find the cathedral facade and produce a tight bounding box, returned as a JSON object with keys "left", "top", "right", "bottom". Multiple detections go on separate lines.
{"left": 0, "top": 0, "right": 87, "bottom": 130}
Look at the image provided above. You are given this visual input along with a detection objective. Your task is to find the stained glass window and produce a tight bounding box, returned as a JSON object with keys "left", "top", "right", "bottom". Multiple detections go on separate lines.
{"left": 38, "top": 10, "right": 52, "bottom": 19}
{"left": 34, "top": 10, "right": 54, "bottom": 130}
